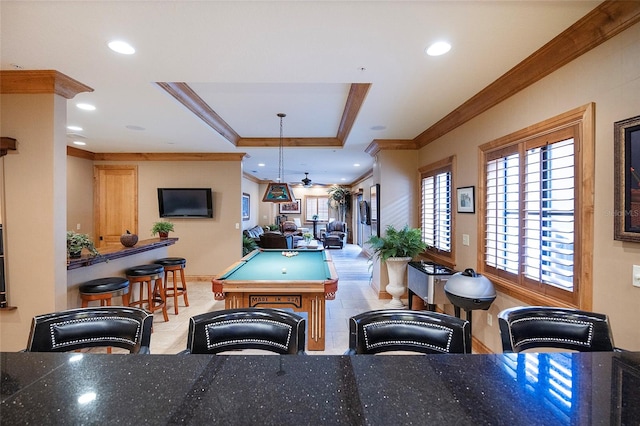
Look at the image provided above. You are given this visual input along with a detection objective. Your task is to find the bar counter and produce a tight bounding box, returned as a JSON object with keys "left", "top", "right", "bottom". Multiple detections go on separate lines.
{"left": 67, "top": 238, "right": 178, "bottom": 270}
{"left": 1, "top": 351, "right": 638, "bottom": 425}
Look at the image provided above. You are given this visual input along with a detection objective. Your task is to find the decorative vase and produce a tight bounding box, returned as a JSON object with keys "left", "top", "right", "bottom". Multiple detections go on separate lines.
{"left": 384, "top": 257, "right": 411, "bottom": 309}
{"left": 120, "top": 233, "right": 138, "bottom": 247}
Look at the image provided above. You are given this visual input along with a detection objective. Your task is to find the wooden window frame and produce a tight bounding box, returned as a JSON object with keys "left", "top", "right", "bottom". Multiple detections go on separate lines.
{"left": 477, "top": 104, "right": 594, "bottom": 309}
{"left": 419, "top": 155, "right": 455, "bottom": 268}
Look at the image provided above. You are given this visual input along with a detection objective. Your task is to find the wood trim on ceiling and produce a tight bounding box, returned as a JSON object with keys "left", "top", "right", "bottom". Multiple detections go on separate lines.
{"left": 413, "top": 0, "right": 640, "bottom": 148}
{"left": 0, "top": 70, "right": 93, "bottom": 99}
{"left": 67, "top": 148, "right": 245, "bottom": 162}
{"left": 155, "top": 82, "right": 241, "bottom": 145}
{"left": 365, "top": 139, "right": 417, "bottom": 156}
{"left": 155, "top": 82, "right": 371, "bottom": 148}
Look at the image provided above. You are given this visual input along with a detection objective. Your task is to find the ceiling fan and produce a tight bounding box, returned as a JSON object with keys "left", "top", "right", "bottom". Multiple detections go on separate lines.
{"left": 301, "top": 172, "right": 313, "bottom": 188}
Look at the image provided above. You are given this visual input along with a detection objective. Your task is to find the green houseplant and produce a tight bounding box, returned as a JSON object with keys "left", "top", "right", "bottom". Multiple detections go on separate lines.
{"left": 367, "top": 225, "right": 427, "bottom": 308}
{"left": 151, "top": 220, "right": 174, "bottom": 238}
{"left": 242, "top": 235, "right": 258, "bottom": 256}
{"left": 66, "top": 231, "right": 100, "bottom": 258}
{"left": 327, "top": 185, "right": 352, "bottom": 223}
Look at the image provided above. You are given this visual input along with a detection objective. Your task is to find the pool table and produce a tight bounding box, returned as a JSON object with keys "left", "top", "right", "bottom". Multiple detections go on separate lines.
{"left": 211, "top": 249, "right": 338, "bottom": 351}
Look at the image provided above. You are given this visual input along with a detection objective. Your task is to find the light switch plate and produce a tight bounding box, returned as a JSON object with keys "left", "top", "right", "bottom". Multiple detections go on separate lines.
{"left": 462, "top": 234, "right": 470, "bottom": 246}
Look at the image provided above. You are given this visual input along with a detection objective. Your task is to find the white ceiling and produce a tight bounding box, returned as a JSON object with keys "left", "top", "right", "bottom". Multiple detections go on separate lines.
{"left": 0, "top": 1, "right": 600, "bottom": 186}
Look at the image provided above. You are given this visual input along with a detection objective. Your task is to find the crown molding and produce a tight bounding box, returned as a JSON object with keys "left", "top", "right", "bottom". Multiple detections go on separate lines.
{"left": 0, "top": 70, "right": 93, "bottom": 99}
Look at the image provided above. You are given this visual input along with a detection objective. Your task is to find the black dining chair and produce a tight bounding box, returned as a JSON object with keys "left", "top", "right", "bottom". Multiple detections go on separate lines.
{"left": 345, "top": 309, "right": 471, "bottom": 355}
{"left": 25, "top": 306, "right": 153, "bottom": 354}
{"left": 184, "top": 308, "right": 306, "bottom": 355}
{"left": 498, "top": 306, "right": 617, "bottom": 353}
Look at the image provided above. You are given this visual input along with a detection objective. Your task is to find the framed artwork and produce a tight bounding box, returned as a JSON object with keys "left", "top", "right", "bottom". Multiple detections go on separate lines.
{"left": 370, "top": 184, "right": 380, "bottom": 237}
{"left": 279, "top": 199, "right": 301, "bottom": 214}
{"left": 242, "top": 193, "right": 250, "bottom": 221}
{"left": 614, "top": 114, "right": 640, "bottom": 242}
{"left": 456, "top": 186, "right": 475, "bottom": 214}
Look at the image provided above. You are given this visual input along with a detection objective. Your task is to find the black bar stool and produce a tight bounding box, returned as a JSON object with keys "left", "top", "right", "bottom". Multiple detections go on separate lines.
{"left": 125, "top": 264, "right": 168, "bottom": 322}
{"left": 79, "top": 277, "right": 130, "bottom": 307}
{"left": 155, "top": 257, "right": 189, "bottom": 315}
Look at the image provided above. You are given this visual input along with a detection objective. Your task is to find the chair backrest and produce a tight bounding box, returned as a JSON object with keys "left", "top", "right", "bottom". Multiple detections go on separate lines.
{"left": 26, "top": 307, "right": 153, "bottom": 354}
{"left": 346, "top": 309, "right": 471, "bottom": 355}
{"left": 327, "top": 221, "right": 346, "bottom": 233}
{"left": 259, "top": 232, "right": 292, "bottom": 249}
{"left": 185, "top": 308, "right": 306, "bottom": 354}
{"left": 498, "top": 306, "right": 616, "bottom": 353}
{"left": 280, "top": 221, "right": 298, "bottom": 234}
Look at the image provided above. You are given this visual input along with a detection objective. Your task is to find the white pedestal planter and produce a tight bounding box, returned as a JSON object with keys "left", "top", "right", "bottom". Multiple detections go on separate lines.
{"left": 384, "top": 257, "right": 411, "bottom": 309}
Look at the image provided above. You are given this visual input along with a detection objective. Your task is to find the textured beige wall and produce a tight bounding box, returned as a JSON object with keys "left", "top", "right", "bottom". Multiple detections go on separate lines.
{"left": 418, "top": 22, "right": 640, "bottom": 352}
{"left": 0, "top": 93, "right": 68, "bottom": 352}
{"left": 66, "top": 155, "right": 94, "bottom": 237}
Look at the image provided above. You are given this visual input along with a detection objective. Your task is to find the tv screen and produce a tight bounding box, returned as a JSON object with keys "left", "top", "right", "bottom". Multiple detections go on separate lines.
{"left": 359, "top": 200, "right": 370, "bottom": 225}
{"left": 157, "top": 188, "right": 213, "bottom": 218}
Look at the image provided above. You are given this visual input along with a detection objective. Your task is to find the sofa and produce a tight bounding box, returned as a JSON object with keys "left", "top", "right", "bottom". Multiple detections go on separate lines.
{"left": 243, "top": 225, "right": 265, "bottom": 243}
{"left": 258, "top": 232, "right": 293, "bottom": 249}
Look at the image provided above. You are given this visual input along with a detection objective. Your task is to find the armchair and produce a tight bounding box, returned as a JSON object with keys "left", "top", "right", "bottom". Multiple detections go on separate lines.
{"left": 320, "top": 220, "right": 347, "bottom": 249}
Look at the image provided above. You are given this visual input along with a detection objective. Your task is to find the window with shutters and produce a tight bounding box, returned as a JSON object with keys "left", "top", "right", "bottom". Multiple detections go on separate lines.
{"left": 305, "top": 196, "right": 329, "bottom": 222}
{"left": 479, "top": 104, "right": 594, "bottom": 308}
{"left": 419, "top": 156, "right": 454, "bottom": 264}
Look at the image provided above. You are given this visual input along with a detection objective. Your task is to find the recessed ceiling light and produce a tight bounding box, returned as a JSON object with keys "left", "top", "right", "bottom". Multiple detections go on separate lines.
{"left": 73, "top": 141, "right": 86, "bottom": 146}
{"left": 353, "top": 163, "right": 361, "bottom": 167}
{"left": 108, "top": 40, "right": 135, "bottom": 55}
{"left": 426, "top": 41, "right": 451, "bottom": 57}
{"left": 370, "top": 125, "right": 386, "bottom": 131}
{"left": 76, "top": 103, "right": 96, "bottom": 111}
{"left": 341, "top": 178, "right": 346, "bottom": 181}
{"left": 67, "top": 125, "right": 83, "bottom": 131}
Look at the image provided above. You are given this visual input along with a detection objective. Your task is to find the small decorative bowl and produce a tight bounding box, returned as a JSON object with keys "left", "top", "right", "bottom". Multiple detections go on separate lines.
{"left": 120, "top": 233, "right": 138, "bottom": 247}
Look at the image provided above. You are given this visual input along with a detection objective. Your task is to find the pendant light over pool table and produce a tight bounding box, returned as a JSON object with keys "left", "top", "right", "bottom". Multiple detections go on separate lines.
{"left": 262, "top": 113, "right": 294, "bottom": 203}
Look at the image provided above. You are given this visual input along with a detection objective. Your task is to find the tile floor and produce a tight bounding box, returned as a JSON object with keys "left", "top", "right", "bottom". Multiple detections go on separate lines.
{"left": 148, "top": 244, "right": 388, "bottom": 355}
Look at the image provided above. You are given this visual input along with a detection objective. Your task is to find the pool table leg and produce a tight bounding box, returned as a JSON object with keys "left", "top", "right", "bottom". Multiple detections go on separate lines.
{"left": 306, "top": 294, "right": 325, "bottom": 351}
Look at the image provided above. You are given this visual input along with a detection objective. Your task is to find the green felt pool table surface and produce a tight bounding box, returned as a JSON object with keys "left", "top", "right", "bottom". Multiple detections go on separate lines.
{"left": 219, "top": 249, "right": 333, "bottom": 281}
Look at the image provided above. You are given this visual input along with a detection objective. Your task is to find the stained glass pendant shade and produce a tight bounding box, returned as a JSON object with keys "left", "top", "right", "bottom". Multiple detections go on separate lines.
{"left": 262, "top": 113, "right": 294, "bottom": 203}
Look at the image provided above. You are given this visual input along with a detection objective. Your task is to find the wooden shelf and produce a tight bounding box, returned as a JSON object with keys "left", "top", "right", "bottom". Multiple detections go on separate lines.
{"left": 66, "top": 237, "right": 178, "bottom": 270}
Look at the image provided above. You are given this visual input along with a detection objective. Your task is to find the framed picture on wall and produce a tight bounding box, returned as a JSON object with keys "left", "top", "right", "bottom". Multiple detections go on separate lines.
{"left": 279, "top": 199, "right": 301, "bottom": 214}
{"left": 456, "top": 186, "right": 475, "bottom": 214}
{"left": 242, "top": 193, "right": 250, "bottom": 221}
{"left": 614, "top": 114, "right": 640, "bottom": 242}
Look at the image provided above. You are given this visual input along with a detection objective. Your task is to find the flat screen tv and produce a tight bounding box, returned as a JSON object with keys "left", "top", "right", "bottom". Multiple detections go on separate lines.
{"left": 157, "top": 188, "right": 213, "bottom": 218}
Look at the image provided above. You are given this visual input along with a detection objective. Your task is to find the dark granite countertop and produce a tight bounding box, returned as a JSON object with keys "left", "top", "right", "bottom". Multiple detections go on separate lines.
{"left": 1, "top": 351, "right": 639, "bottom": 425}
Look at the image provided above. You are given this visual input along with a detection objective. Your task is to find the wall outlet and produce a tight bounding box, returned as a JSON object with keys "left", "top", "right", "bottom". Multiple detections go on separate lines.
{"left": 633, "top": 265, "right": 640, "bottom": 288}
{"left": 487, "top": 313, "right": 493, "bottom": 326}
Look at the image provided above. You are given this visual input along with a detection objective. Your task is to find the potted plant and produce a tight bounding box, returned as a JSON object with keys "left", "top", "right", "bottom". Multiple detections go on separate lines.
{"left": 151, "top": 220, "right": 174, "bottom": 238}
{"left": 327, "top": 185, "right": 352, "bottom": 223}
{"left": 66, "top": 231, "right": 100, "bottom": 258}
{"left": 242, "top": 235, "right": 258, "bottom": 256}
{"left": 367, "top": 225, "right": 427, "bottom": 308}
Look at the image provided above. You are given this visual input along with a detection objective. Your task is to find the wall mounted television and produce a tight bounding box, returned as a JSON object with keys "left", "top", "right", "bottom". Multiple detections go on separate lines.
{"left": 157, "top": 188, "right": 213, "bottom": 218}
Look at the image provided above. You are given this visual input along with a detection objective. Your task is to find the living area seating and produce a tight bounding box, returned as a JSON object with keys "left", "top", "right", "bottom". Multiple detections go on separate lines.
{"left": 320, "top": 220, "right": 347, "bottom": 249}
{"left": 258, "top": 232, "right": 293, "bottom": 249}
{"left": 280, "top": 220, "right": 303, "bottom": 246}
{"left": 243, "top": 225, "right": 265, "bottom": 243}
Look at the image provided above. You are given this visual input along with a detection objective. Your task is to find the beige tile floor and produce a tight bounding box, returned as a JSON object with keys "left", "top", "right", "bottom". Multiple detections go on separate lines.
{"left": 148, "top": 244, "right": 388, "bottom": 355}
